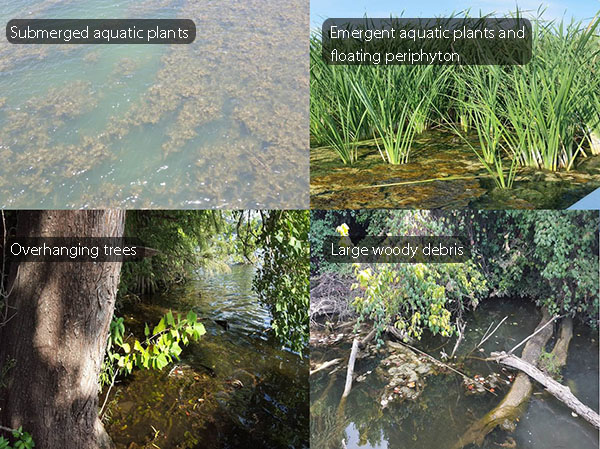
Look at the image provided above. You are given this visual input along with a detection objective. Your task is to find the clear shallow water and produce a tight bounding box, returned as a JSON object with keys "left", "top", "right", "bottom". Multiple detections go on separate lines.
{"left": 0, "top": 0, "right": 308, "bottom": 208}
{"left": 310, "top": 299, "right": 599, "bottom": 449}
{"left": 105, "top": 265, "right": 309, "bottom": 449}
{"left": 310, "top": 130, "right": 600, "bottom": 209}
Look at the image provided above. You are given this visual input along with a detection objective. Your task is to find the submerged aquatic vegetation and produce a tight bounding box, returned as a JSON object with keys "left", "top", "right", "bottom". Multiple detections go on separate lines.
{"left": 0, "top": 0, "right": 308, "bottom": 208}
{"left": 310, "top": 13, "right": 600, "bottom": 186}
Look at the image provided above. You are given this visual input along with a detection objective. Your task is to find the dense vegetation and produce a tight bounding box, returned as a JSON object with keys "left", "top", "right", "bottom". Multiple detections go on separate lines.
{"left": 310, "top": 13, "right": 600, "bottom": 187}
{"left": 254, "top": 211, "right": 310, "bottom": 353}
{"left": 0, "top": 210, "right": 310, "bottom": 447}
{"left": 311, "top": 210, "right": 599, "bottom": 342}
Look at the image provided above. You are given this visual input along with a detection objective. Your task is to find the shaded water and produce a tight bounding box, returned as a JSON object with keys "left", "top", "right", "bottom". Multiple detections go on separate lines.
{"left": 310, "top": 130, "right": 600, "bottom": 209}
{"left": 310, "top": 299, "right": 599, "bottom": 449}
{"left": 105, "top": 265, "right": 309, "bottom": 449}
{"left": 0, "top": 0, "right": 308, "bottom": 208}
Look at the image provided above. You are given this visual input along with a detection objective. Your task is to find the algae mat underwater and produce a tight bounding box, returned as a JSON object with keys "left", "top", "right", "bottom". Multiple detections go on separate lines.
{"left": 0, "top": 0, "right": 308, "bottom": 208}
{"left": 311, "top": 130, "right": 600, "bottom": 209}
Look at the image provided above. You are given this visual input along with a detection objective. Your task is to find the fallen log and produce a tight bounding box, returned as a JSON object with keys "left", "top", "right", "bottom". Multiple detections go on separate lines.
{"left": 452, "top": 309, "right": 555, "bottom": 449}
{"left": 491, "top": 350, "right": 600, "bottom": 429}
{"left": 310, "top": 358, "right": 342, "bottom": 376}
{"left": 339, "top": 328, "right": 378, "bottom": 398}
{"left": 341, "top": 337, "right": 360, "bottom": 399}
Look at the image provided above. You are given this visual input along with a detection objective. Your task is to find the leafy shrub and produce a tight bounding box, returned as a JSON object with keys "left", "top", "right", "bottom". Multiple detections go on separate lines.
{"left": 0, "top": 427, "right": 35, "bottom": 449}
{"left": 100, "top": 311, "right": 205, "bottom": 389}
{"left": 350, "top": 261, "right": 487, "bottom": 346}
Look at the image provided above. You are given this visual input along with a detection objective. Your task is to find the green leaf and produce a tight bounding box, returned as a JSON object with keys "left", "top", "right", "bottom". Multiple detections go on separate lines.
{"left": 152, "top": 318, "right": 166, "bottom": 336}
{"left": 186, "top": 310, "right": 197, "bottom": 324}
{"left": 171, "top": 342, "right": 182, "bottom": 358}
{"left": 194, "top": 322, "right": 206, "bottom": 338}
{"left": 166, "top": 310, "right": 175, "bottom": 326}
{"left": 156, "top": 353, "right": 169, "bottom": 370}
{"left": 0, "top": 436, "right": 10, "bottom": 449}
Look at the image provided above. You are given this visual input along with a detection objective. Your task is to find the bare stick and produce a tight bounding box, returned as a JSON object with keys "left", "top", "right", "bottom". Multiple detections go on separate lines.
{"left": 450, "top": 319, "right": 466, "bottom": 358}
{"left": 492, "top": 351, "right": 600, "bottom": 429}
{"left": 341, "top": 337, "right": 360, "bottom": 399}
{"left": 508, "top": 315, "right": 562, "bottom": 355}
{"left": 310, "top": 358, "right": 342, "bottom": 376}
{"left": 477, "top": 316, "right": 508, "bottom": 349}
{"left": 99, "top": 369, "right": 119, "bottom": 418}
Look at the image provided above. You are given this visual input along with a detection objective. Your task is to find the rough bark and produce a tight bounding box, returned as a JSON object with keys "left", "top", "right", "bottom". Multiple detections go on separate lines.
{"left": 452, "top": 309, "right": 554, "bottom": 449}
{"left": 492, "top": 351, "right": 600, "bottom": 429}
{"left": 0, "top": 210, "right": 125, "bottom": 449}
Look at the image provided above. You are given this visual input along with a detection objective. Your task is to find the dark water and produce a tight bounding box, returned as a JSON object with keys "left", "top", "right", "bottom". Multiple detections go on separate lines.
{"left": 310, "top": 299, "right": 599, "bottom": 449}
{"left": 104, "top": 265, "right": 309, "bottom": 449}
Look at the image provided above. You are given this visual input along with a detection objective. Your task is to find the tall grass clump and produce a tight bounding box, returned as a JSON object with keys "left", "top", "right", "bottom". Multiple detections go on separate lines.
{"left": 497, "top": 16, "right": 600, "bottom": 171}
{"left": 350, "top": 67, "right": 419, "bottom": 164}
{"left": 310, "top": 12, "right": 600, "bottom": 179}
{"left": 310, "top": 35, "right": 367, "bottom": 164}
{"left": 310, "top": 28, "right": 451, "bottom": 165}
{"left": 450, "top": 65, "right": 518, "bottom": 188}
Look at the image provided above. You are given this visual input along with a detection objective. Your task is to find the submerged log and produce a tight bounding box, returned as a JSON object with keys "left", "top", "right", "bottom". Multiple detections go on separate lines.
{"left": 310, "top": 358, "right": 342, "bottom": 376}
{"left": 452, "top": 309, "right": 555, "bottom": 449}
{"left": 491, "top": 351, "right": 600, "bottom": 429}
{"left": 549, "top": 316, "right": 573, "bottom": 367}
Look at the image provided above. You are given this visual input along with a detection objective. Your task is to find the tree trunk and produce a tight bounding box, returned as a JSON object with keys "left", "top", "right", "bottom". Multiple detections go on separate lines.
{"left": 0, "top": 210, "right": 125, "bottom": 449}
{"left": 491, "top": 351, "right": 600, "bottom": 429}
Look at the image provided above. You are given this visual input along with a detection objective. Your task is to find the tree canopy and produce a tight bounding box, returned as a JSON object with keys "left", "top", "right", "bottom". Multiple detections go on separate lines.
{"left": 311, "top": 210, "right": 599, "bottom": 341}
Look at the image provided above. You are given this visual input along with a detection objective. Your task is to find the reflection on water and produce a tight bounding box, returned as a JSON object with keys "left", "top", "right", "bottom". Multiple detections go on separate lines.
{"left": 0, "top": 0, "right": 308, "bottom": 208}
{"left": 310, "top": 299, "right": 599, "bottom": 449}
{"left": 310, "top": 130, "right": 600, "bottom": 209}
{"left": 105, "top": 265, "right": 309, "bottom": 449}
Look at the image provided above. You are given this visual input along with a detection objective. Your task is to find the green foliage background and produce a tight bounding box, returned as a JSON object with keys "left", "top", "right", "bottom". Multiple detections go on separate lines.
{"left": 254, "top": 211, "right": 310, "bottom": 354}
{"left": 311, "top": 210, "right": 599, "bottom": 338}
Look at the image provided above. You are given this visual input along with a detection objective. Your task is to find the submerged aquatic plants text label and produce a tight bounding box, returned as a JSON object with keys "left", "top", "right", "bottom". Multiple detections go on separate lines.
{"left": 325, "top": 236, "right": 470, "bottom": 263}
{"left": 322, "top": 18, "right": 531, "bottom": 65}
{"left": 6, "top": 19, "right": 196, "bottom": 44}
